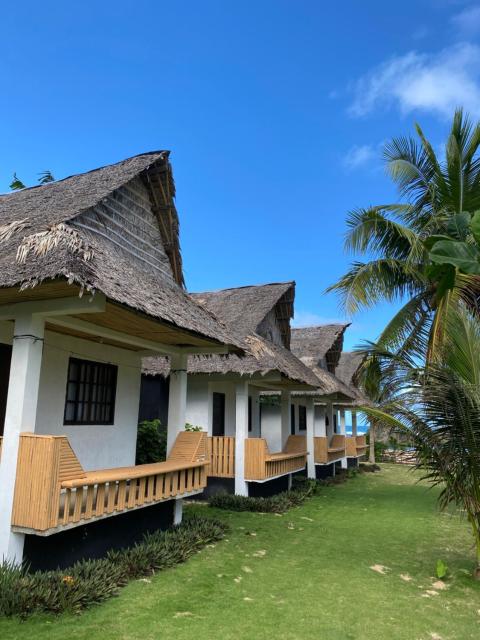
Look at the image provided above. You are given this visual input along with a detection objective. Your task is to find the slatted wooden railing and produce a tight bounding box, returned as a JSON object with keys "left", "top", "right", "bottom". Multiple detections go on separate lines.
{"left": 314, "top": 435, "right": 346, "bottom": 464}
{"left": 244, "top": 437, "right": 307, "bottom": 481}
{"left": 11, "top": 431, "right": 208, "bottom": 534}
{"left": 346, "top": 435, "right": 368, "bottom": 458}
{"left": 207, "top": 436, "right": 235, "bottom": 478}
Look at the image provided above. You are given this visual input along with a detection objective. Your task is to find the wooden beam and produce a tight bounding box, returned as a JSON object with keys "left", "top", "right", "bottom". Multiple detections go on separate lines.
{"left": 0, "top": 294, "right": 106, "bottom": 320}
{"left": 47, "top": 315, "right": 180, "bottom": 355}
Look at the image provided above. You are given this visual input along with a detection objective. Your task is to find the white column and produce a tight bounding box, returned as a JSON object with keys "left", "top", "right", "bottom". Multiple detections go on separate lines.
{"left": 316, "top": 404, "right": 326, "bottom": 436}
{"left": 306, "top": 397, "right": 315, "bottom": 479}
{"left": 166, "top": 352, "right": 188, "bottom": 455}
{"left": 250, "top": 387, "right": 261, "bottom": 436}
{"left": 339, "top": 407, "right": 347, "bottom": 468}
{"left": 280, "top": 389, "right": 291, "bottom": 449}
{"left": 339, "top": 408, "right": 346, "bottom": 435}
{"left": 0, "top": 314, "right": 45, "bottom": 563}
{"left": 234, "top": 381, "right": 249, "bottom": 496}
{"left": 352, "top": 410, "right": 358, "bottom": 437}
{"left": 173, "top": 499, "right": 183, "bottom": 525}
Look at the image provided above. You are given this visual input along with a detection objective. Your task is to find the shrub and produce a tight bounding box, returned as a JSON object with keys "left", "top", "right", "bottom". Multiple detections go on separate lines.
{"left": 0, "top": 515, "right": 227, "bottom": 618}
{"left": 208, "top": 478, "right": 320, "bottom": 514}
{"left": 135, "top": 419, "right": 167, "bottom": 464}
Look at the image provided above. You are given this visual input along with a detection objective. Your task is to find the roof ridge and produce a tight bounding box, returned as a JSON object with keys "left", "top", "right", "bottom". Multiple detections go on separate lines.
{"left": 0, "top": 150, "right": 168, "bottom": 199}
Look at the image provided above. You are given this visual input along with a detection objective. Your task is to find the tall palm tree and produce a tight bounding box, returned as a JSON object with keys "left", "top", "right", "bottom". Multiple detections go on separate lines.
{"left": 361, "top": 305, "right": 480, "bottom": 579}
{"left": 328, "top": 109, "right": 480, "bottom": 361}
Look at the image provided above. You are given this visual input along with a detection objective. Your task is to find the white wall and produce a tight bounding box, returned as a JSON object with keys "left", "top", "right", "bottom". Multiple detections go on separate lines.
{"left": 185, "top": 377, "right": 259, "bottom": 438}
{"left": 259, "top": 403, "right": 282, "bottom": 451}
{"left": 1, "top": 324, "right": 142, "bottom": 471}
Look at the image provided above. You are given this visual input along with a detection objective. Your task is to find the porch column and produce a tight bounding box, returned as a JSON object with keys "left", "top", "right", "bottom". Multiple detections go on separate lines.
{"left": 250, "top": 387, "right": 261, "bottom": 436}
{"left": 280, "top": 389, "right": 291, "bottom": 449}
{"left": 166, "top": 352, "right": 188, "bottom": 455}
{"left": 339, "top": 407, "right": 347, "bottom": 469}
{"left": 306, "top": 397, "right": 315, "bottom": 479}
{"left": 352, "top": 410, "right": 358, "bottom": 437}
{"left": 0, "top": 314, "right": 45, "bottom": 563}
{"left": 339, "top": 408, "right": 346, "bottom": 435}
{"left": 234, "top": 381, "right": 249, "bottom": 496}
{"left": 316, "top": 404, "right": 326, "bottom": 436}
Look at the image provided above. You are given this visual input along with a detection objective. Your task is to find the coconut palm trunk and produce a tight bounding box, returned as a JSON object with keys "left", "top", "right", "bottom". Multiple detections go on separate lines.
{"left": 368, "top": 421, "right": 376, "bottom": 464}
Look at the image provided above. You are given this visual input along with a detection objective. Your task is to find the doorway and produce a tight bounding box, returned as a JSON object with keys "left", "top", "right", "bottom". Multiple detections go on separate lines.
{"left": 212, "top": 392, "right": 226, "bottom": 436}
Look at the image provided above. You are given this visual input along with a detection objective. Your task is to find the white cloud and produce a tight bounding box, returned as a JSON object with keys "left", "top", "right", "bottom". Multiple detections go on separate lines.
{"left": 292, "top": 311, "right": 345, "bottom": 328}
{"left": 343, "top": 144, "right": 376, "bottom": 170}
{"left": 451, "top": 5, "right": 480, "bottom": 35}
{"left": 349, "top": 43, "right": 480, "bottom": 119}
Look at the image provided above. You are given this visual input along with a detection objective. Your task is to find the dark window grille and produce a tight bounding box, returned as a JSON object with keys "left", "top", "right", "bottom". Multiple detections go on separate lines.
{"left": 290, "top": 404, "right": 296, "bottom": 435}
{"left": 298, "top": 405, "right": 307, "bottom": 431}
{"left": 64, "top": 358, "right": 117, "bottom": 425}
{"left": 248, "top": 396, "right": 252, "bottom": 432}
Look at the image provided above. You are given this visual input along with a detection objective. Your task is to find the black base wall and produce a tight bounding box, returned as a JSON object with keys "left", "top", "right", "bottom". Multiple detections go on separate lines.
{"left": 315, "top": 463, "right": 335, "bottom": 479}
{"left": 248, "top": 475, "right": 289, "bottom": 497}
{"left": 347, "top": 457, "right": 359, "bottom": 469}
{"left": 24, "top": 500, "right": 174, "bottom": 572}
{"left": 200, "top": 477, "right": 236, "bottom": 499}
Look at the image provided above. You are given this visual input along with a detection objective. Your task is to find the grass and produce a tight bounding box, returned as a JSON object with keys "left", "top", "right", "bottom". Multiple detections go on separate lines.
{"left": 1, "top": 464, "right": 479, "bottom": 640}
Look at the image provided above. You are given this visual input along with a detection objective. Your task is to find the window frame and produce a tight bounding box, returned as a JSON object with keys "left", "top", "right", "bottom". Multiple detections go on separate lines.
{"left": 63, "top": 357, "right": 118, "bottom": 426}
{"left": 298, "top": 405, "right": 307, "bottom": 431}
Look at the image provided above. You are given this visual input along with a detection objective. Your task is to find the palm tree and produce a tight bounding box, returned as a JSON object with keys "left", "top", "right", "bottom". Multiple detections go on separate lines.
{"left": 328, "top": 109, "right": 480, "bottom": 362}
{"left": 362, "top": 306, "right": 480, "bottom": 579}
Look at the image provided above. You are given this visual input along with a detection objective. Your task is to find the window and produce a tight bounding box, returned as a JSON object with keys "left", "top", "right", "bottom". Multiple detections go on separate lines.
{"left": 248, "top": 396, "right": 252, "bottom": 432}
{"left": 212, "top": 392, "right": 226, "bottom": 436}
{"left": 298, "top": 405, "right": 307, "bottom": 431}
{"left": 64, "top": 358, "right": 117, "bottom": 425}
{"left": 290, "top": 404, "right": 296, "bottom": 435}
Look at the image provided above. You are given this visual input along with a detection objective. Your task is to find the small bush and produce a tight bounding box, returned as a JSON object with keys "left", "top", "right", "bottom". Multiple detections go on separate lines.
{"left": 208, "top": 478, "right": 320, "bottom": 514}
{"left": 0, "top": 515, "right": 227, "bottom": 618}
{"left": 135, "top": 419, "right": 167, "bottom": 464}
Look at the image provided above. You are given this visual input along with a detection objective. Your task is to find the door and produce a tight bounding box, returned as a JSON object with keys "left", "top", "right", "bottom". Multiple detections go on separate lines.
{"left": 0, "top": 344, "right": 12, "bottom": 436}
{"left": 212, "top": 392, "right": 226, "bottom": 436}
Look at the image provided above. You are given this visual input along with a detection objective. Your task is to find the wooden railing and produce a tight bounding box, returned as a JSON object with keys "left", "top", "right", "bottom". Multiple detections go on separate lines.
{"left": 11, "top": 431, "right": 208, "bottom": 534}
{"left": 244, "top": 437, "right": 307, "bottom": 481}
{"left": 314, "top": 435, "right": 346, "bottom": 464}
{"left": 346, "top": 435, "right": 368, "bottom": 458}
{"left": 207, "top": 436, "right": 235, "bottom": 478}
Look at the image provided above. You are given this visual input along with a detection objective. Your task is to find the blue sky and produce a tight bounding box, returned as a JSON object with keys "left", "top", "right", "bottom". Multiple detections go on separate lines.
{"left": 2, "top": 1, "right": 480, "bottom": 348}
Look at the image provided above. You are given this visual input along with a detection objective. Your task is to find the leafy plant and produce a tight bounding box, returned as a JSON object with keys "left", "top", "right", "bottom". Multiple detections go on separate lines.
{"left": 185, "top": 423, "right": 203, "bottom": 432}
{"left": 0, "top": 515, "right": 228, "bottom": 618}
{"left": 209, "top": 478, "right": 322, "bottom": 514}
{"left": 436, "top": 559, "right": 448, "bottom": 579}
{"left": 9, "top": 170, "right": 55, "bottom": 191}
{"left": 135, "top": 419, "right": 167, "bottom": 464}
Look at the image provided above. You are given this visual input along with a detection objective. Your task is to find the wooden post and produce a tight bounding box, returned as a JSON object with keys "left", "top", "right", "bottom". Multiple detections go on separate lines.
{"left": 0, "top": 314, "right": 45, "bottom": 562}
{"left": 234, "top": 381, "right": 249, "bottom": 496}
{"left": 166, "top": 353, "right": 188, "bottom": 456}
{"left": 280, "top": 389, "right": 291, "bottom": 449}
{"left": 306, "top": 398, "right": 315, "bottom": 479}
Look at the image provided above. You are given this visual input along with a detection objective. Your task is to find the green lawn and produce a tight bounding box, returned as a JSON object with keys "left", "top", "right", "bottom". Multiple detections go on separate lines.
{"left": 1, "top": 464, "right": 479, "bottom": 640}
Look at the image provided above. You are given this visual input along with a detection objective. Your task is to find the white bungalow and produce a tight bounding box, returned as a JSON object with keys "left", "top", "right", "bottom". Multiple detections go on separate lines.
{"left": 261, "top": 325, "right": 359, "bottom": 478}
{"left": 142, "top": 282, "right": 331, "bottom": 497}
{"left": 0, "top": 152, "right": 241, "bottom": 569}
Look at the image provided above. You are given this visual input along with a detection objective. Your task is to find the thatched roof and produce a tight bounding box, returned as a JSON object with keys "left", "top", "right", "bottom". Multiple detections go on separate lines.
{"left": 0, "top": 152, "right": 241, "bottom": 350}
{"left": 335, "top": 351, "right": 369, "bottom": 404}
{"left": 143, "top": 283, "right": 322, "bottom": 388}
{"left": 291, "top": 324, "right": 349, "bottom": 372}
{"left": 192, "top": 281, "right": 294, "bottom": 347}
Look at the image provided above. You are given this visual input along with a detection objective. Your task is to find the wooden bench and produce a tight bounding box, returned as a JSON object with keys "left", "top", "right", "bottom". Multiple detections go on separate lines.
{"left": 11, "top": 431, "right": 208, "bottom": 534}
{"left": 314, "top": 435, "right": 346, "bottom": 464}
{"left": 244, "top": 437, "right": 307, "bottom": 481}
